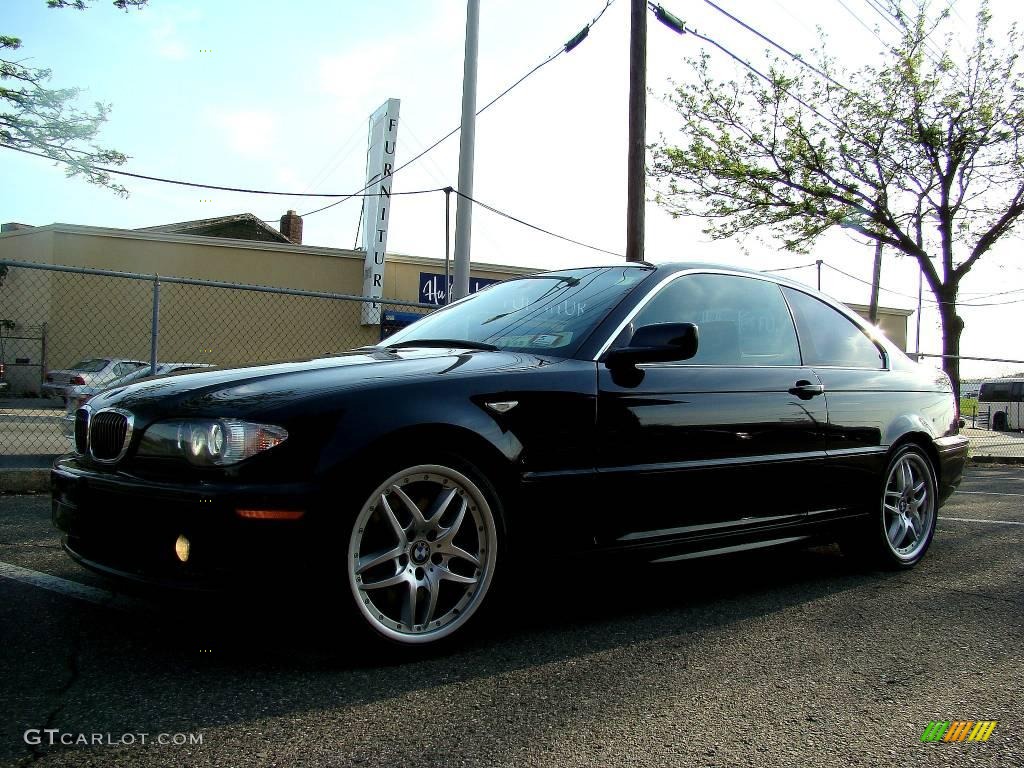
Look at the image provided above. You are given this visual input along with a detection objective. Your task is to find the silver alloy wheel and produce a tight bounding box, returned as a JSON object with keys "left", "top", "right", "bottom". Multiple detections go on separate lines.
{"left": 347, "top": 464, "right": 498, "bottom": 644}
{"left": 882, "top": 451, "right": 935, "bottom": 562}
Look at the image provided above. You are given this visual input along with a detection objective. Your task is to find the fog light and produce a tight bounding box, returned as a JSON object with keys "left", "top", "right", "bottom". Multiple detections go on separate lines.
{"left": 174, "top": 534, "right": 191, "bottom": 563}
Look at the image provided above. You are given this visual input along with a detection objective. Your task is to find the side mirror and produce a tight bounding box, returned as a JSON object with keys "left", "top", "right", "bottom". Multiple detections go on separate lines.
{"left": 605, "top": 322, "right": 699, "bottom": 367}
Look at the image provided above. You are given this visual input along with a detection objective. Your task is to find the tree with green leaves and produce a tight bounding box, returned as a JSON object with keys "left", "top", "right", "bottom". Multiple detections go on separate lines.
{"left": 651, "top": 0, "right": 1024, "bottom": 398}
{"left": 1, "top": 1, "right": 149, "bottom": 198}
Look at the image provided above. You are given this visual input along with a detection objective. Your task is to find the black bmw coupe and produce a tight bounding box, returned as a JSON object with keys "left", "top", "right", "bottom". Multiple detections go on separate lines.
{"left": 53, "top": 263, "right": 968, "bottom": 647}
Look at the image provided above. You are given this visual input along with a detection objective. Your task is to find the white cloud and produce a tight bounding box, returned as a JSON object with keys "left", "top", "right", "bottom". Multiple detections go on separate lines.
{"left": 208, "top": 109, "right": 279, "bottom": 157}
{"left": 147, "top": 6, "right": 203, "bottom": 61}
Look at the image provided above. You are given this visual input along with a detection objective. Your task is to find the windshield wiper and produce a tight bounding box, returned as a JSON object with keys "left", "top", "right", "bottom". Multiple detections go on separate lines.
{"left": 385, "top": 339, "right": 499, "bottom": 351}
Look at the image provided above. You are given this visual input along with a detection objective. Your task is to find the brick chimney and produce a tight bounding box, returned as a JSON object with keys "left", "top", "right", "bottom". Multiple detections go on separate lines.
{"left": 279, "top": 210, "right": 303, "bottom": 244}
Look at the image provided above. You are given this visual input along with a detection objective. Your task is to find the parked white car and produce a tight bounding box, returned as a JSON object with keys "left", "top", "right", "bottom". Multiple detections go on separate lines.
{"left": 43, "top": 358, "right": 148, "bottom": 403}
{"left": 61, "top": 362, "right": 213, "bottom": 439}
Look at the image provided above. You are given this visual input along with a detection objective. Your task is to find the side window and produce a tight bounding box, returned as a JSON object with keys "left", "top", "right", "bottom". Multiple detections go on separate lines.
{"left": 782, "top": 287, "right": 885, "bottom": 369}
{"left": 632, "top": 274, "right": 800, "bottom": 366}
{"left": 982, "top": 382, "right": 1012, "bottom": 402}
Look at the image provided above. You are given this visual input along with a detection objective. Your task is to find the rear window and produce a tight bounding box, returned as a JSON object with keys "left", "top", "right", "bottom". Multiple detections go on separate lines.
{"left": 70, "top": 359, "right": 110, "bottom": 373}
{"left": 782, "top": 288, "right": 885, "bottom": 369}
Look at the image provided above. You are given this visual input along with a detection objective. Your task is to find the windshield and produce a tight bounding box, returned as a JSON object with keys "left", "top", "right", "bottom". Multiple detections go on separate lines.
{"left": 382, "top": 266, "right": 651, "bottom": 357}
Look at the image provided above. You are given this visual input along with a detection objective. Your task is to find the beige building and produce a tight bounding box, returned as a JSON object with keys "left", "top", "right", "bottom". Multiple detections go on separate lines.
{"left": 846, "top": 302, "right": 913, "bottom": 354}
{"left": 0, "top": 214, "right": 531, "bottom": 394}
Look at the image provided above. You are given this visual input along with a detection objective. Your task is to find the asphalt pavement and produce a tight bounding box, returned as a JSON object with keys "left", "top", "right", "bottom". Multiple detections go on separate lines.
{"left": 0, "top": 468, "right": 1021, "bottom": 767}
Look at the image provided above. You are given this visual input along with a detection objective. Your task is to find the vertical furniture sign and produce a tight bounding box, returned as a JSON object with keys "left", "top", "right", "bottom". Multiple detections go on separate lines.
{"left": 361, "top": 98, "right": 401, "bottom": 325}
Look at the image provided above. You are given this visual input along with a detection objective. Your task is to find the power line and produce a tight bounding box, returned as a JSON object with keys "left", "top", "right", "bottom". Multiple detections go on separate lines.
{"left": 833, "top": 0, "right": 891, "bottom": 48}
{"left": 0, "top": 143, "right": 446, "bottom": 198}
{"left": 303, "top": 114, "right": 372, "bottom": 194}
{"left": 863, "top": 0, "right": 948, "bottom": 67}
{"left": 763, "top": 262, "right": 817, "bottom": 272}
{"left": 299, "top": 0, "right": 619, "bottom": 219}
{"left": 823, "top": 262, "right": 1024, "bottom": 307}
{"left": 695, "top": 0, "right": 850, "bottom": 91}
{"left": 454, "top": 189, "right": 624, "bottom": 258}
{"left": 861, "top": 0, "right": 904, "bottom": 36}
{"left": 680, "top": 25, "right": 843, "bottom": 130}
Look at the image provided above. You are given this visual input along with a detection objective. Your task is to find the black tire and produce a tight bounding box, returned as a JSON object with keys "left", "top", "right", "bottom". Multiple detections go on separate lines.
{"left": 338, "top": 452, "right": 504, "bottom": 651}
{"left": 841, "top": 444, "right": 938, "bottom": 570}
{"left": 992, "top": 411, "right": 1008, "bottom": 432}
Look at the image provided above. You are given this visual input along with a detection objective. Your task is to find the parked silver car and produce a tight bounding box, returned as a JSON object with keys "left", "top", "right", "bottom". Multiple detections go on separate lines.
{"left": 43, "top": 358, "right": 149, "bottom": 403}
{"left": 61, "top": 362, "right": 213, "bottom": 438}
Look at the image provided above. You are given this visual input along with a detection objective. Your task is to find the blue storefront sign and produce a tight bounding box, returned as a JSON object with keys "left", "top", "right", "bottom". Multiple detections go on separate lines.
{"left": 419, "top": 272, "right": 500, "bottom": 306}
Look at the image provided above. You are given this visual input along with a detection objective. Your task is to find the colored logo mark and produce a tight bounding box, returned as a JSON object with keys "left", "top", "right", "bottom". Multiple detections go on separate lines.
{"left": 921, "top": 721, "right": 997, "bottom": 742}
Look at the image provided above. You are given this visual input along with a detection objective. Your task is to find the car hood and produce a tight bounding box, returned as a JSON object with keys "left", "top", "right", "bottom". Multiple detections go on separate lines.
{"left": 89, "top": 346, "right": 560, "bottom": 418}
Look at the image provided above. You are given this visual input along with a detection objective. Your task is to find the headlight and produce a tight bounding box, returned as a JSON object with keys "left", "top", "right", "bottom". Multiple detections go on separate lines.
{"left": 137, "top": 419, "right": 288, "bottom": 466}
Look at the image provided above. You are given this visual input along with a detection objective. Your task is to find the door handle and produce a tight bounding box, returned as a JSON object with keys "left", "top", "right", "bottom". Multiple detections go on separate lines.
{"left": 789, "top": 380, "right": 825, "bottom": 398}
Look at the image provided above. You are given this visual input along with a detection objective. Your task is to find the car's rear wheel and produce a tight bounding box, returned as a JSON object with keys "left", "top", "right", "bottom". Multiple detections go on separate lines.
{"left": 345, "top": 460, "right": 500, "bottom": 647}
{"left": 843, "top": 444, "right": 937, "bottom": 569}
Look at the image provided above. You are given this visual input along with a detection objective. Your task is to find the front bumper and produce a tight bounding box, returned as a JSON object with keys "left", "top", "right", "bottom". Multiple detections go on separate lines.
{"left": 51, "top": 457, "right": 325, "bottom": 590}
{"left": 41, "top": 384, "right": 68, "bottom": 400}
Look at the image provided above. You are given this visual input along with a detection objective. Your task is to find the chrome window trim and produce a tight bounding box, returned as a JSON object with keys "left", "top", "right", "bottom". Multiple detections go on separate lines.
{"left": 89, "top": 407, "right": 135, "bottom": 465}
{"left": 592, "top": 267, "right": 893, "bottom": 370}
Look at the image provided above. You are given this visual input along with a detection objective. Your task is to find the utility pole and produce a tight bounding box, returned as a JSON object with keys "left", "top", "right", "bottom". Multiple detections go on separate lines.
{"left": 452, "top": 0, "right": 480, "bottom": 300}
{"left": 868, "top": 239, "right": 883, "bottom": 323}
{"left": 816, "top": 259, "right": 822, "bottom": 290}
{"left": 625, "top": 0, "right": 647, "bottom": 263}
{"left": 914, "top": 266, "right": 923, "bottom": 360}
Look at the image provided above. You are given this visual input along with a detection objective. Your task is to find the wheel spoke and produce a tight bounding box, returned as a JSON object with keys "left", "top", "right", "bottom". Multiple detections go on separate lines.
{"left": 425, "top": 487, "right": 458, "bottom": 527}
{"left": 360, "top": 569, "right": 407, "bottom": 591}
{"left": 402, "top": 578, "right": 419, "bottom": 627}
{"left": 435, "top": 496, "right": 468, "bottom": 545}
{"left": 906, "top": 515, "right": 920, "bottom": 543}
{"left": 423, "top": 573, "right": 441, "bottom": 625}
{"left": 391, "top": 485, "right": 427, "bottom": 528}
{"left": 883, "top": 503, "right": 900, "bottom": 515}
{"left": 900, "top": 461, "right": 913, "bottom": 493}
{"left": 437, "top": 561, "right": 477, "bottom": 585}
{"left": 379, "top": 496, "right": 408, "bottom": 544}
{"left": 436, "top": 542, "right": 481, "bottom": 567}
{"left": 356, "top": 546, "right": 404, "bottom": 575}
{"left": 887, "top": 516, "right": 906, "bottom": 547}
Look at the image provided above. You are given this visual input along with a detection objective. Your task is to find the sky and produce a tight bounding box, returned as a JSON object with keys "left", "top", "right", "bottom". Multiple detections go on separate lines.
{"left": 1, "top": 0, "right": 1022, "bottom": 379}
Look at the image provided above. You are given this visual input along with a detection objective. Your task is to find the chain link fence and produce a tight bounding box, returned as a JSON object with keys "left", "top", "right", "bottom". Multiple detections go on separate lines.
{"left": 0, "top": 260, "right": 433, "bottom": 459}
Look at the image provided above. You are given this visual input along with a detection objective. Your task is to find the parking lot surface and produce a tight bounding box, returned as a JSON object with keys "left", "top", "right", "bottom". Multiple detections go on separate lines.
{"left": 0, "top": 467, "right": 1021, "bottom": 767}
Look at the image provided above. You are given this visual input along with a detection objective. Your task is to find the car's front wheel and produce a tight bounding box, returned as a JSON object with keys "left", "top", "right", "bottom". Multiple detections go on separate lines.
{"left": 345, "top": 460, "right": 500, "bottom": 647}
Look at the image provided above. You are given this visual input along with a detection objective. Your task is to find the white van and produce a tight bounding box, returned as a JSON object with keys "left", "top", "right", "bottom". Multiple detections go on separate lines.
{"left": 977, "top": 378, "right": 1024, "bottom": 431}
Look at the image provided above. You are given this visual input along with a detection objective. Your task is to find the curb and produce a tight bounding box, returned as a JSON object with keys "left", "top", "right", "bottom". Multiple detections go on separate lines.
{"left": 968, "top": 456, "right": 1024, "bottom": 466}
{"left": 0, "top": 469, "right": 50, "bottom": 494}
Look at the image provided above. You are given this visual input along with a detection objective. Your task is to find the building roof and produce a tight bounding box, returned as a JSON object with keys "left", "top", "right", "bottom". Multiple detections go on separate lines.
{"left": 136, "top": 213, "right": 292, "bottom": 244}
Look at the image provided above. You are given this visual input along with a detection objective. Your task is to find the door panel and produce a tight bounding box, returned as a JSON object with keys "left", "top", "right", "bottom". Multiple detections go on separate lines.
{"left": 596, "top": 365, "right": 827, "bottom": 545}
